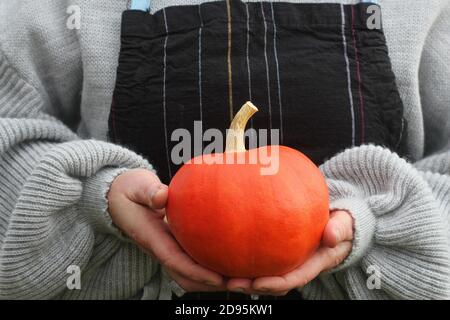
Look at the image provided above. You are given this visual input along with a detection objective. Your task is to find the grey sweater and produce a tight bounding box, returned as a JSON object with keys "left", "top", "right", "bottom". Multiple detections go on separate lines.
{"left": 0, "top": 0, "right": 449, "bottom": 300}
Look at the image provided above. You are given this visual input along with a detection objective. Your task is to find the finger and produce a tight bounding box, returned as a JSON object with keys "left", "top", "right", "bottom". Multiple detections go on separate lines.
{"left": 108, "top": 194, "right": 157, "bottom": 233}
{"left": 109, "top": 198, "right": 223, "bottom": 286}
{"left": 253, "top": 241, "right": 352, "bottom": 292}
{"left": 166, "top": 269, "right": 227, "bottom": 293}
{"left": 321, "top": 241, "right": 353, "bottom": 272}
{"left": 125, "top": 210, "right": 223, "bottom": 286}
{"left": 122, "top": 169, "right": 168, "bottom": 210}
{"left": 145, "top": 220, "right": 224, "bottom": 287}
{"left": 227, "top": 278, "right": 253, "bottom": 293}
{"left": 155, "top": 235, "right": 224, "bottom": 287}
{"left": 149, "top": 184, "right": 168, "bottom": 210}
{"left": 227, "top": 279, "right": 287, "bottom": 296}
{"left": 322, "top": 210, "right": 354, "bottom": 248}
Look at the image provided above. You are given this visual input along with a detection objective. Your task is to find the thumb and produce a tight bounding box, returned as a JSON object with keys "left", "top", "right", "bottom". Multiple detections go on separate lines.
{"left": 322, "top": 210, "right": 354, "bottom": 248}
{"left": 123, "top": 169, "right": 168, "bottom": 210}
{"left": 149, "top": 184, "right": 169, "bottom": 210}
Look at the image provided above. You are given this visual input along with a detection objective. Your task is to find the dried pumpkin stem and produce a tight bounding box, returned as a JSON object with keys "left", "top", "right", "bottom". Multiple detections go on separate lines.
{"left": 225, "top": 101, "right": 259, "bottom": 153}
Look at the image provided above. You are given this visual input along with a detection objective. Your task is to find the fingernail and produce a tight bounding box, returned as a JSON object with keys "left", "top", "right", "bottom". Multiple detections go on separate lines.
{"left": 334, "top": 228, "right": 342, "bottom": 243}
{"left": 150, "top": 185, "right": 163, "bottom": 200}
{"left": 233, "top": 288, "right": 245, "bottom": 293}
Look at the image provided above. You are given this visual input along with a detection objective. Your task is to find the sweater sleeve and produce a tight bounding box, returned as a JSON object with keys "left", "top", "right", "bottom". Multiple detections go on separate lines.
{"left": 0, "top": 32, "right": 164, "bottom": 300}
{"left": 301, "top": 145, "right": 450, "bottom": 300}
{"left": 302, "top": 4, "right": 450, "bottom": 300}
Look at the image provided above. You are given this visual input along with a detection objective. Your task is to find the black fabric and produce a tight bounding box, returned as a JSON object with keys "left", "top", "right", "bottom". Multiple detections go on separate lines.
{"left": 110, "top": 1, "right": 406, "bottom": 185}
{"left": 109, "top": 0, "right": 406, "bottom": 300}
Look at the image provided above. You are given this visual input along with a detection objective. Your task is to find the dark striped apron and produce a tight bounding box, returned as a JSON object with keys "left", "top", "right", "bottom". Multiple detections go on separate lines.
{"left": 109, "top": 0, "right": 406, "bottom": 299}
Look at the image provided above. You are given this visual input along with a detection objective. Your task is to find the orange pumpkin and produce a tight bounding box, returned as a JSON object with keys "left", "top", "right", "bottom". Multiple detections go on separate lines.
{"left": 166, "top": 102, "right": 329, "bottom": 278}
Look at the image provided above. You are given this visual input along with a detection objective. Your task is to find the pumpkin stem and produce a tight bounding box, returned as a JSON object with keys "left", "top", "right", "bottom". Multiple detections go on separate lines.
{"left": 225, "top": 101, "right": 259, "bottom": 153}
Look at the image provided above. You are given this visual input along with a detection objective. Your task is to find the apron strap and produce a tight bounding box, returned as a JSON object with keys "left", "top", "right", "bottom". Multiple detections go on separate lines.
{"left": 130, "top": 0, "right": 151, "bottom": 11}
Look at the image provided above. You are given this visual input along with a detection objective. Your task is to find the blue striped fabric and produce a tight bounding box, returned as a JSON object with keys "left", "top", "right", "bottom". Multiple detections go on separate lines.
{"left": 129, "top": 1, "right": 379, "bottom": 13}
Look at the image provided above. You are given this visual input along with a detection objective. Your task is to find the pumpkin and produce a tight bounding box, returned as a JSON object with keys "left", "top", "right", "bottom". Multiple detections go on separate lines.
{"left": 166, "top": 102, "right": 329, "bottom": 278}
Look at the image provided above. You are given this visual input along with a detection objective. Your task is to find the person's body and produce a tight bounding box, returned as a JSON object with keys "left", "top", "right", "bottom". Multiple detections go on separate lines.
{"left": 0, "top": 0, "right": 449, "bottom": 300}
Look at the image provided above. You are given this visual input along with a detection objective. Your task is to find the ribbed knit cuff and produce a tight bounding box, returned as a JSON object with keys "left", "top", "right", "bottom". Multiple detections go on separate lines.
{"left": 329, "top": 197, "right": 376, "bottom": 272}
{"left": 80, "top": 166, "right": 130, "bottom": 239}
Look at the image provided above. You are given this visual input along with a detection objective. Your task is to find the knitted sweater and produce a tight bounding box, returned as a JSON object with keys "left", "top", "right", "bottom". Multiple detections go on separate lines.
{"left": 0, "top": 0, "right": 449, "bottom": 300}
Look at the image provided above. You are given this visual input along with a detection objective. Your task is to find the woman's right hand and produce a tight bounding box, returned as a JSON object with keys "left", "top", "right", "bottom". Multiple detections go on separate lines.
{"left": 107, "top": 168, "right": 226, "bottom": 292}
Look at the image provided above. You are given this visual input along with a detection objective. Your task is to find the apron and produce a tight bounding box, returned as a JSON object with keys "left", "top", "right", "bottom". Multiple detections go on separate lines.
{"left": 109, "top": 0, "right": 406, "bottom": 299}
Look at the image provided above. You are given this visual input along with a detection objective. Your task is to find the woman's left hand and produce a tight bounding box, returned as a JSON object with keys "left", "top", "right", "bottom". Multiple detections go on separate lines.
{"left": 227, "top": 210, "right": 354, "bottom": 296}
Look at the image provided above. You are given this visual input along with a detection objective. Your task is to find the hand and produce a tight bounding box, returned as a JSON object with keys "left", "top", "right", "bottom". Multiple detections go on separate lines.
{"left": 227, "top": 210, "right": 354, "bottom": 296}
{"left": 107, "top": 169, "right": 226, "bottom": 292}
